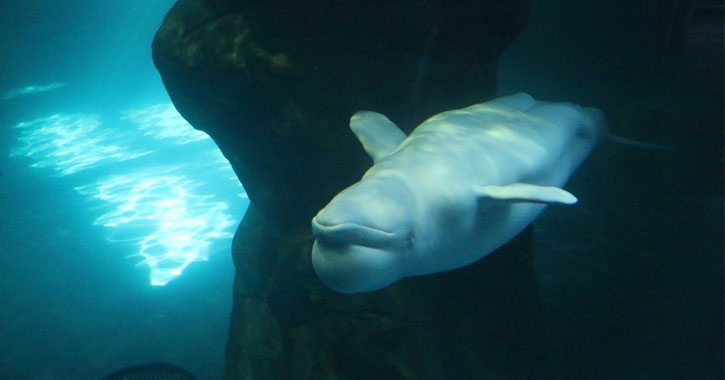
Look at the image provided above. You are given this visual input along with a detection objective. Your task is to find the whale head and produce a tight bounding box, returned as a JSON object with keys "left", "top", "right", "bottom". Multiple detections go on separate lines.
{"left": 311, "top": 175, "right": 416, "bottom": 293}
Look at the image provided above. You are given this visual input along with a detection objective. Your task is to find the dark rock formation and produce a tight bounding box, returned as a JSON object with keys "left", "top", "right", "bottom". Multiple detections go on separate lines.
{"left": 153, "top": 1, "right": 538, "bottom": 379}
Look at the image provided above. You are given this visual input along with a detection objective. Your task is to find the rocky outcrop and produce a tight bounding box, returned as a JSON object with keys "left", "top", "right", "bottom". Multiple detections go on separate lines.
{"left": 152, "top": 1, "right": 537, "bottom": 379}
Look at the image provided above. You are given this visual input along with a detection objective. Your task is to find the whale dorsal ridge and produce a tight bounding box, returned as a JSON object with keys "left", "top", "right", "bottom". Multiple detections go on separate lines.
{"left": 476, "top": 183, "right": 578, "bottom": 205}
{"left": 483, "top": 92, "right": 537, "bottom": 111}
{"left": 350, "top": 111, "right": 406, "bottom": 163}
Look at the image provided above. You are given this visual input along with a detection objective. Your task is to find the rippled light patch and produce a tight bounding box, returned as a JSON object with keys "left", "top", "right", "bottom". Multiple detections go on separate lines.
{"left": 123, "top": 103, "right": 209, "bottom": 145}
{"left": 10, "top": 103, "right": 247, "bottom": 285}
{"left": 3, "top": 82, "right": 68, "bottom": 100}
{"left": 76, "top": 172, "right": 238, "bottom": 285}
{"left": 10, "top": 113, "right": 152, "bottom": 176}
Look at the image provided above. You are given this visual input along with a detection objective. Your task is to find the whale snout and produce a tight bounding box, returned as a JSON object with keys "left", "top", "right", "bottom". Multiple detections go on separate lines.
{"left": 311, "top": 217, "right": 400, "bottom": 249}
{"left": 313, "top": 181, "right": 413, "bottom": 247}
{"left": 310, "top": 178, "right": 416, "bottom": 293}
{"left": 311, "top": 240, "right": 402, "bottom": 293}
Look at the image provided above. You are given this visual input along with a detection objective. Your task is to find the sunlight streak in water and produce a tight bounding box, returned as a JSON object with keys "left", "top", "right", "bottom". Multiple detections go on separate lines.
{"left": 3, "top": 82, "right": 69, "bottom": 100}
{"left": 123, "top": 103, "right": 210, "bottom": 145}
{"left": 9, "top": 104, "right": 247, "bottom": 285}
{"left": 76, "top": 172, "right": 238, "bottom": 285}
{"left": 10, "top": 114, "right": 151, "bottom": 176}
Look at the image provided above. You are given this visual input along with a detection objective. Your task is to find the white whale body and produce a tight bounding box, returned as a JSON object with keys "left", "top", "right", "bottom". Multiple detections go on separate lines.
{"left": 311, "top": 92, "right": 607, "bottom": 293}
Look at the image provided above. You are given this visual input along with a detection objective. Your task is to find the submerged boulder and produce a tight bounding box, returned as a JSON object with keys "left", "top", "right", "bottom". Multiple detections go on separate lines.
{"left": 153, "top": 1, "right": 539, "bottom": 378}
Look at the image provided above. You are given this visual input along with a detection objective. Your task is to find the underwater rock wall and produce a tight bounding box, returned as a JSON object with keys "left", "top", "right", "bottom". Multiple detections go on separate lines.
{"left": 152, "top": 1, "right": 534, "bottom": 379}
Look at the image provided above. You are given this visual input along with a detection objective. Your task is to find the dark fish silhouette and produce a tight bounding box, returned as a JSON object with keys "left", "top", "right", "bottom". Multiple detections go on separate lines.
{"left": 100, "top": 363, "right": 195, "bottom": 380}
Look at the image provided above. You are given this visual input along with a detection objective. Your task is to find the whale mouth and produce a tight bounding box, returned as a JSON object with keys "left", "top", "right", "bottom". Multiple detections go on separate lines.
{"left": 311, "top": 217, "right": 400, "bottom": 249}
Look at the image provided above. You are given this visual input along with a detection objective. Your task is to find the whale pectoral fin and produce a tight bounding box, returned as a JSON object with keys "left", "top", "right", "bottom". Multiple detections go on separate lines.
{"left": 476, "top": 183, "right": 578, "bottom": 205}
{"left": 350, "top": 111, "right": 406, "bottom": 163}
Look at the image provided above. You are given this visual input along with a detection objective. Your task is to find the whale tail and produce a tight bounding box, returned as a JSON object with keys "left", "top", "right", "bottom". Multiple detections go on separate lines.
{"left": 596, "top": 105, "right": 675, "bottom": 152}
{"left": 606, "top": 133, "right": 676, "bottom": 152}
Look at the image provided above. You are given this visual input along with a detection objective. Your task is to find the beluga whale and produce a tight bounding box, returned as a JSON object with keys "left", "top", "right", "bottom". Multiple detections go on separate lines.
{"left": 311, "top": 92, "right": 607, "bottom": 294}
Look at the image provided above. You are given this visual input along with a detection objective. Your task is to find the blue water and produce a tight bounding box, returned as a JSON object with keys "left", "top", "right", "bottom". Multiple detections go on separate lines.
{"left": 0, "top": 1, "right": 247, "bottom": 379}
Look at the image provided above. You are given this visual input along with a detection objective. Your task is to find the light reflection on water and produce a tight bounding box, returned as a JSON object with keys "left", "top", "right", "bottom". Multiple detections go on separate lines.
{"left": 123, "top": 103, "right": 210, "bottom": 145}
{"left": 10, "top": 113, "right": 151, "bottom": 176}
{"left": 9, "top": 103, "right": 247, "bottom": 285}
{"left": 2, "top": 82, "right": 68, "bottom": 100}
{"left": 76, "top": 172, "right": 238, "bottom": 285}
